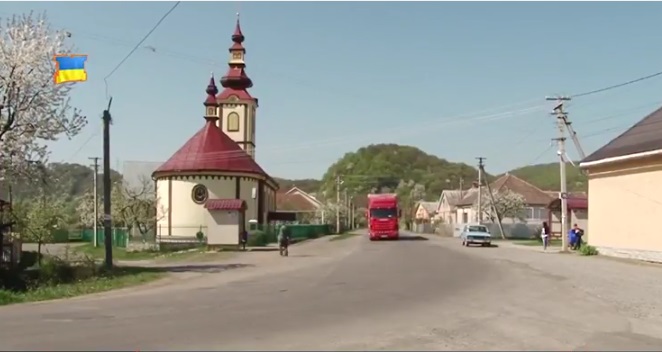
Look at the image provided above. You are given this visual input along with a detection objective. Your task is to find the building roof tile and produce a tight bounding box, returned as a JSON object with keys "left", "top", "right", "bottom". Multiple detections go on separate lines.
{"left": 582, "top": 105, "right": 662, "bottom": 164}
{"left": 153, "top": 117, "right": 270, "bottom": 179}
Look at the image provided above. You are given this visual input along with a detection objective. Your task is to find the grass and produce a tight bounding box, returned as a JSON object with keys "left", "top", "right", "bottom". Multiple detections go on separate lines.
{"left": 73, "top": 243, "right": 234, "bottom": 263}
{"left": 74, "top": 243, "right": 164, "bottom": 261}
{"left": 513, "top": 239, "right": 562, "bottom": 247}
{"left": 0, "top": 266, "right": 165, "bottom": 306}
{"left": 329, "top": 232, "right": 359, "bottom": 242}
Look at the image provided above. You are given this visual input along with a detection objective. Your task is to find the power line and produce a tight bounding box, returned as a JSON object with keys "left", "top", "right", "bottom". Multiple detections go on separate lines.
{"left": 572, "top": 70, "right": 662, "bottom": 98}
{"left": 103, "top": 1, "right": 181, "bottom": 97}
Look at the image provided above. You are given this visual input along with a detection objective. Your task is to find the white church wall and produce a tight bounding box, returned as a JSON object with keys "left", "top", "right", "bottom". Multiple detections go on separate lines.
{"left": 156, "top": 175, "right": 267, "bottom": 237}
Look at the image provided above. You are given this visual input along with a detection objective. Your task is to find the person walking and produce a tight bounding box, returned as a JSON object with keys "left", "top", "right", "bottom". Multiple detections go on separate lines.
{"left": 239, "top": 229, "right": 248, "bottom": 251}
{"left": 541, "top": 221, "right": 550, "bottom": 250}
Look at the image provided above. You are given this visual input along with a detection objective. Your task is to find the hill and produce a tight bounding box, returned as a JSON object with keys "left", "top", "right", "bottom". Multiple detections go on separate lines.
{"left": 273, "top": 178, "right": 321, "bottom": 195}
{"left": 318, "top": 144, "right": 485, "bottom": 211}
{"left": 507, "top": 162, "right": 587, "bottom": 192}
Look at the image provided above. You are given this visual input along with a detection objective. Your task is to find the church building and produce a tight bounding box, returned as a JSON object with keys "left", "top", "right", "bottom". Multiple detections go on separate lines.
{"left": 152, "top": 17, "right": 279, "bottom": 241}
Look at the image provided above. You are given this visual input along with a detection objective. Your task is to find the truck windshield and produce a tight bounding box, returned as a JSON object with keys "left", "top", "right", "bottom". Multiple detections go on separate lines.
{"left": 370, "top": 208, "right": 397, "bottom": 218}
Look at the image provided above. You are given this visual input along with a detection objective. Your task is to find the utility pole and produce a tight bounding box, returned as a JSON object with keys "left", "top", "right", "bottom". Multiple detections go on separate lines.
{"left": 479, "top": 162, "right": 506, "bottom": 239}
{"left": 335, "top": 175, "right": 343, "bottom": 233}
{"left": 546, "top": 96, "right": 571, "bottom": 252}
{"left": 102, "top": 99, "right": 113, "bottom": 269}
{"left": 476, "top": 157, "right": 486, "bottom": 224}
{"left": 89, "top": 157, "right": 100, "bottom": 248}
{"left": 554, "top": 136, "right": 569, "bottom": 252}
{"left": 546, "top": 96, "right": 586, "bottom": 160}
{"left": 343, "top": 189, "right": 349, "bottom": 229}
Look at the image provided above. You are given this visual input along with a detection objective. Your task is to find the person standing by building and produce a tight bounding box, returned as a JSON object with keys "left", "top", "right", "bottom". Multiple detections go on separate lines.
{"left": 541, "top": 221, "right": 550, "bottom": 250}
{"left": 572, "top": 224, "right": 584, "bottom": 250}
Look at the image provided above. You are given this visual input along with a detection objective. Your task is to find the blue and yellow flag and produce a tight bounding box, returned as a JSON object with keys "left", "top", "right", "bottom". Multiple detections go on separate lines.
{"left": 53, "top": 55, "right": 88, "bottom": 84}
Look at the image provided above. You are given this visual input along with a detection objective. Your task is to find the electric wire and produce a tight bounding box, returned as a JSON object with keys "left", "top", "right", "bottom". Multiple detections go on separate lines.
{"left": 102, "top": 2, "right": 181, "bottom": 98}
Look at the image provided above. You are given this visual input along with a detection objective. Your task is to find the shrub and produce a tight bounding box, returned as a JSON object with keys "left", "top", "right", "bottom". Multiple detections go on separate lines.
{"left": 38, "top": 256, "right": 98, "bottom": 285}
{"left": 579, "top": 244, "right": 599, "bottom": 256}
{"left": 18, "top": 251, "right": 41, "bottom": 270}
{"left": 247, "top": 230, "right": 268, "bottom": 247}
{"left": 196, "top": 230, "right": 205, "bottom": 242}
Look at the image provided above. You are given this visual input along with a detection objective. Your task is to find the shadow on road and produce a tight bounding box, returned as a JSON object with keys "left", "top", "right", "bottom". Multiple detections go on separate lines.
{"left": 248, "top": 247, "right": 279, "bottom": 252}
{"left": 465, "top": 244, "right": 499, "bottom": 248}
{"left": 122, "top": 263, "right": 254, "bottom": 275}
{"left": 287, "top": 254, "right": 314, "bottom": 258}
{"left": 398, "top": 235, "right": 429, "bottom": 241}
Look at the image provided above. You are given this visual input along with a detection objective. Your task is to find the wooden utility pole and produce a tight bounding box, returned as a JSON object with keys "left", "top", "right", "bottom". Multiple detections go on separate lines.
{"left": 554, "top": 136, "right": 569, "bottom": 252}
{"left": 479, "top": 162, "right": 506, "bottom": 239}
{"left": 546, "top": 96, "right": 571, "bottom": 252}
{"left": 88, "top": 157, "right": 100, "bottom": 248}
{"left": 335, "top": 175, "right": 343, "bottom": 233}
{"left": 476, "top": 157, "right": 486, "bottom": 224}
{"left": 102, "top": 99, "right": 113, "bottom": 269}
{"left": 343, "top": 189, "right": 349, "bottom": 229}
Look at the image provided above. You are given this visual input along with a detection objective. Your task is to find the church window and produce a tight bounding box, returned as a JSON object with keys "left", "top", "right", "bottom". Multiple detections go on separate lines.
{"left": 228, "top": 95, "right": 239, "bottom": 101}
{"left": 232, "top": 52, "right": 242, "bottom": 60}
{"left": 192, "top": 184, "right": 208, "bottom": 204}
{"left": 227, "top": 112, "right": 240, "bottom": 132}
{"left": 206, "top": 107, "right": 215, "bottom": 116}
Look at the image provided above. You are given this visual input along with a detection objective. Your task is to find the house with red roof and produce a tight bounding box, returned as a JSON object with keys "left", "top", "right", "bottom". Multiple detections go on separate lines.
{"left": 152, "top": 17, "right": 279, "bottom": 244}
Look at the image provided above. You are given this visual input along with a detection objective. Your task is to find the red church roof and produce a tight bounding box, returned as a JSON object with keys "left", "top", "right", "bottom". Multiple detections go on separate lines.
{"left": 153, "top": 117, "right": 269, "bottom": 178}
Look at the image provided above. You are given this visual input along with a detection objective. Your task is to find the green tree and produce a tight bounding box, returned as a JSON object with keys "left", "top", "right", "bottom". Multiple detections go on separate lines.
{"left": 319, "top": 143, "right": 482, "bottom": 208}
{"left": 16, "top": 197, "right": 66, "bottom": 264}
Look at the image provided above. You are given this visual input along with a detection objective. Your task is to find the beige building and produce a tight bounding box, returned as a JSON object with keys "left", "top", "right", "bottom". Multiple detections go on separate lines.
{"left": 580, "top": 105, "right": 662, "bottom": 262}
{"left": 414, "top": 201, "right": 439, "bottom": 222}
{"left": 152, "top": 18, "right": 278, "bottom": 244}
{"left": 435, "top": 189, "right": 475, "bottom": 224}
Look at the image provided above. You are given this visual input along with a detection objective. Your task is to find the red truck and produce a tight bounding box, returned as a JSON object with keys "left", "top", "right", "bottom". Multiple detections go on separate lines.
{"left": 367, "top": 193, "right": 400, "bottom": 241}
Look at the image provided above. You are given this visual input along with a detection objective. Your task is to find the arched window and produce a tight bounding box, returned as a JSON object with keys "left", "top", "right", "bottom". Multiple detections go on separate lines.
{"left": 227, "top": 112, "right": 240, "bottom": 132}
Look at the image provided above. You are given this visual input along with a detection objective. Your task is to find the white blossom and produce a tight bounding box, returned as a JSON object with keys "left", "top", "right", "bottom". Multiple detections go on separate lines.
{"left": 473, "top": 189, "right": 526, "bottom": 222}
{"left": 0, "top": 12, "right": 87, "bottom": 179}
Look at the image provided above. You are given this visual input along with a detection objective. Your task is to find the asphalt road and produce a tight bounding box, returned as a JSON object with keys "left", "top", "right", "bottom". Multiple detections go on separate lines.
{"left": 3, "top": 231, "right": 662, "bottom": 351}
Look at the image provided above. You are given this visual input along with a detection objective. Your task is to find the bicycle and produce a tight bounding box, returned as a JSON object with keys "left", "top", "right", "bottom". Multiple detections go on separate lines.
{"left": 279, "top": 239, "right": 289, "bottom": 257}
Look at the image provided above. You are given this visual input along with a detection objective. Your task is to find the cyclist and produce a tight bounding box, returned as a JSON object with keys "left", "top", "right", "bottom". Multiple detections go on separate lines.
{"left": 277, "top": 225, "right": 291, "bottom": 256}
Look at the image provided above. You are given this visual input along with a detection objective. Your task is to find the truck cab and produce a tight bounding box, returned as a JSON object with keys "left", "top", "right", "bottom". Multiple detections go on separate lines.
{"left": 367, "top": 194, "right": 400, "bottom": 241}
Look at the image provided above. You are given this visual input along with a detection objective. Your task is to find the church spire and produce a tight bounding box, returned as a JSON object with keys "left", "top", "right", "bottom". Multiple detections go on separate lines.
{"left": 220, "top": 13, "right": 253, "bottom": 90}
{"left": 204, "top": 73, "right": 218, "bottom": 106}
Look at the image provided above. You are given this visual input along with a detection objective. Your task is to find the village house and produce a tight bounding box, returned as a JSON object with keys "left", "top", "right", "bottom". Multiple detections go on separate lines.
{"left": 435, "top": 188, "right": 476, "bottom": 224}
{"left": 452, "top": 174, "right": 553, "bottom": 237}
{"left": 579, "top": 105, "right": 662, "bottom": 262}
{"left": 276, "top": 187, "right": 324, "bottom": 222}
{"left": 414, "top": 201, "right": 439, "bottom": 223}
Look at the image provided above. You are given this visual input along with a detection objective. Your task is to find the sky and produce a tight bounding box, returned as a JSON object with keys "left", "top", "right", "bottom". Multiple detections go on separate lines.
{"left": 3, "top": 1, "right": 662, "bottom": 180}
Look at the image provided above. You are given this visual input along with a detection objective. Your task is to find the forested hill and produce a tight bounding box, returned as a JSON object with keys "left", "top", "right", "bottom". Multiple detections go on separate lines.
{"left": 507, "top": 162, "right": 587, "bottom": 192}
{"left": 317, "top": 144, "right": 485, "bottom": 203}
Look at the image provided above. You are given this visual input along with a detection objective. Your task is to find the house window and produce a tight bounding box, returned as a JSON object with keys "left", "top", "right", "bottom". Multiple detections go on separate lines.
{"left": 525, "top": 207, "right": 546, "bottom": 220}
{"left": 462, "top": 212, "right": 468, "bottom": 223}
{"left": 227, "top": 112, "right": 240, "bottom": 132}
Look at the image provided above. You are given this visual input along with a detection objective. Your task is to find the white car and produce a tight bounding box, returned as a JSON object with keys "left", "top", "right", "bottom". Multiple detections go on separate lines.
{"left": 460, "top": 224, "right": 492, "bottom": 247}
